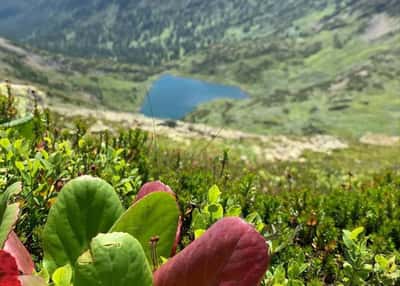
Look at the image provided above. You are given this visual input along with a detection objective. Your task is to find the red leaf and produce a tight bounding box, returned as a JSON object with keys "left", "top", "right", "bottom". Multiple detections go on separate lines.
{"left": 154, "top": 217, "right": 269, "bottom": 286}
{"left": 170, "top": 217, "right": 182, "bottom": 256}
{"left": 4, "top": 232, "right": 34, "bottom": 275}
{"left": 135, "top": 181, "right": 182, "bottom": 256}
{"left": 0, "top": 250, "right": 19, "bottom": 275}
{"left": 0, "top": 276, "right": 21, "bottom": 286}
{"left": 0, "top": 250, "right": 21, "bottom": 286}
{"left": 135, "top": 181, "right": 175, "bottom": 202}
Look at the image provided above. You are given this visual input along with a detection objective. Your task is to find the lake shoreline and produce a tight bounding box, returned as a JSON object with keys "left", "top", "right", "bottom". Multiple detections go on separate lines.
{"left": 140, "top": 74, "right": 248, "bottom": 120}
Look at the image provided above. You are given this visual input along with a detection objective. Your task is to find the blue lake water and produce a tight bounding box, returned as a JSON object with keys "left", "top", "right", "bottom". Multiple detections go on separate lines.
{"left": 140, "top": 75, "right": 248, "bottom": 119}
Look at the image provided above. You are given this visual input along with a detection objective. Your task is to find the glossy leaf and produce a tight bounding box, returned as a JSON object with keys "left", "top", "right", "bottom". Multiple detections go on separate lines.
{"left": 135, "top": 181, "right": 182, "bottom": 257}
{"left": 42, "top": 176, "right": 124, "bottom": 275}
{"left": 207, "top": 185, "right": 221, "bottom": 204}
{"left": 74, "top": 233, "right": 152, "bottom": 286}
{"left": 0, "top": 250, "right": 21, "bottom": 286}
{"left": 0, "top": 276, "right": 21, "bottom": 286}
{"left": 52, "top": 264, "right": 72, "bottom": 286}
{"left": 154, "top": 217, "right": 269, "bottom": 286}
{"left": 0, "top": 249, "right": 19, "bottom": 275}
{"left": 111, "top": 192, "right": 180, "bottom": 262}
{"left": 3, "top": 231, "right": 34, "bottom": 275}
{"left": 135, "top": 181, "right": 182, "bottom": 256}
{"left": 135, "top": 181, "right": 175, "bottom": 202}
{"left": 0, "top": 201, "right": 19, "bottom": 248}
{"left": 0, "top": 184, "right": 20, "bottom": 247}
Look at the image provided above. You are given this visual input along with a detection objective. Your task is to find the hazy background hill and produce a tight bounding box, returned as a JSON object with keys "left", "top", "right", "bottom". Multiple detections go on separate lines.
{"left": 0, "top": 0, "right": 399, "bottom": 137}
{"left": 0, "top": 0, "right": 333, "bottom": 64}
{"left": 0, "top": 0, "right": 398, "bottom": 64}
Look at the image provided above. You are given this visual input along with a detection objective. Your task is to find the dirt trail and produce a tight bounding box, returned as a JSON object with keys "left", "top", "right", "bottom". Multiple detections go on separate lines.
{"left": 2, "top": 82, "right": 349, "bottom": 162}
{"left": 360, "top": 133, "right": 400, "bottom": 147}
{"left": 51, "top": 105, "right": 348, "bottom": 162}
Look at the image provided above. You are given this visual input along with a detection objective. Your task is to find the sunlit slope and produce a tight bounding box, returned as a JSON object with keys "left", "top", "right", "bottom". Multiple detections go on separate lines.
{"left": 182, "top": 6, "right": 400, "bottom": 137}
{"left": 0, "top": 1, "right": 398, "bottom": 64}
{"left": 0, "top": 1, "right": 399, "bottom": 137}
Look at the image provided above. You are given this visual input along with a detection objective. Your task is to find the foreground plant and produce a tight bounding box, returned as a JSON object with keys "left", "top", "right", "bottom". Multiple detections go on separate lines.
{"left": 154, "top": 217, "right": 269, "bottom": 286}
{"left": 0, "top": 183, "right": 46, "bottom": 286}
{"left": 40, "top": 176, "right": 269, "bottom": 285}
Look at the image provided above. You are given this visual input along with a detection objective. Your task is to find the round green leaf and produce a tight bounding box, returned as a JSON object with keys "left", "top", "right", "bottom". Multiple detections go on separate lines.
{"left": 0, "top": 185, "right": 21, "bottom": 247}
{"left": 43, "top": 176, "right": 124, "bottom": 275}
{"left": 52, "top": 264, "right": 73, "bottom": 286}
{"left": 111, "top": 192, "right": 180, "bottom": 263}
{"left": 0, "top": 202, "right": 19, "bottom": 248}
{"left": 74, "top": 232, "right": 152, "bottom": 286}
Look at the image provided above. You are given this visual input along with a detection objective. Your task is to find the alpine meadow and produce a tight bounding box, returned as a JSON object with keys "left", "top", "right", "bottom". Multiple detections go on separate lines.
{"left": 0, "top": 1, "right": 399, "bottom": 286}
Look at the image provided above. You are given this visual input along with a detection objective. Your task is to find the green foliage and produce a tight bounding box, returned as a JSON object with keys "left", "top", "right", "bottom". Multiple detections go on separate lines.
{"left": 341, "top": 227, "right": 372, "bottom": 284}
{"left": 74, "top": 233, "right": 153, "bottom": 286}
{"left": 0, "top": 1, "right": 334, "bottom": 64}
{"left": 42, "top": 176, "right": 124, "bottom": 274}
{"left": 111, "top": 192, "right": 180, "bottom": 263}
{"left": 52, "top": 264, "right": 73, "bottom": 286}
{"left": 191, "top": 185, "right": 228, "bottom": 238}
{"left": 0, "top": 184, "right": 19, "bottom": 247}
{"left": 340, "top": 227, "right": 400, "bottom": 286}
{"left": 0, "top": 107, "right": 399, "bottom": 285}
{"left": 265, "top": 259, "right": 308, "bottom": 286}
{"left": 1, "top": 2, "right": 400, "bottom": 137}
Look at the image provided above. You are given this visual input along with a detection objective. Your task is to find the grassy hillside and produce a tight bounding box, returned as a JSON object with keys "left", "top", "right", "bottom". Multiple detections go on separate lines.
{"left": 0, "top": 37, "right": 159, "bottom": 111}
{"left": 0, "top": 1, "right": 398, "bottom": 64}
{"left": 180, "top": 6, "right": 400, "bottom": 137}
{"left": 1, "top": 85, "right": 400, "bottom": 285}
{"left": 0, "top": 1, "right": 332, "bottom": 64}
{"left": 0, "top": 1, "right": 399, "bottom": 138}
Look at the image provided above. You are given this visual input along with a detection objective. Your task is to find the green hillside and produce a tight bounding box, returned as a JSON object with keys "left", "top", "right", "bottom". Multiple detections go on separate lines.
{"left": 181, "top": 6, "right": 400, "bottom": 137}
{"left": 0, "top": 1, "right": 398, "bottom": 64}
{"left": 0, "top": 0, "right": 399, "bottom": 137}
{"left": 1, "top": 2, "right": 400, "bottom": 285}
{"left": 1, "top": 82, "right": 400, "bottom": 285}
{"left": 0, "top": 1, "right": 336, "bottom": 64}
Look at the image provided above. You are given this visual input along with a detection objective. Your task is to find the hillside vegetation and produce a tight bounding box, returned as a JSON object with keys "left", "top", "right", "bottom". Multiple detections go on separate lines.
{"left": 0, "top": 0, "right": 399, "bottom": 137}
{"left": 1, "top": 81, "right": 400, "bottom": 285}
{"left": 181, "top": 4, "right": 400, "bottom": 136}
{"left": 0, "top": 2, "right": 400, "bottom": 285}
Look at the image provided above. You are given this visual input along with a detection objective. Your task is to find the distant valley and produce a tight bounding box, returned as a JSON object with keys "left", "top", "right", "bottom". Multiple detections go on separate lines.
{"left": 0, "top": 0, "right": 399, "bottom": 138}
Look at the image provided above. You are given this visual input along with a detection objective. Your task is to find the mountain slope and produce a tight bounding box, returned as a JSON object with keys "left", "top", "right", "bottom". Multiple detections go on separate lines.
{"left": 0, "top": 0, "right": 325, "bottom": 64}
{"left": 3, "top": 1, "right": 399, "bottom": 64}
{"left": 0, "top": 0, "right": 399, "bottom": 137}
{"left": 0, "top": 37, "right": 158, "bottom": 112}
{"left": 181, "top": 6, "right": 400, "bottom": 136}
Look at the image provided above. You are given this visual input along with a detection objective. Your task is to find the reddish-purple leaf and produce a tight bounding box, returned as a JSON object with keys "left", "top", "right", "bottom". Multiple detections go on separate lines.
{"left": 0, "top": 250, "right": 19, "bottom": 275}
{"left": 154, "top": 217, "right": 269, "bottom": 286}
{"left": 0, "top": 275, "right": 21, "bottom": 286}
{"left": 135, "top": 181, "right": 182, "bottom": 256}
{"left": 3, "top": 232, "right": 34, "bottom": 275}
{"left": 0, "top": 250, "right": 21, "bottom": 286}
{"left": 170, "top": 217, "right": 182, "bottom": 256}
{"left": 135, "top": 181, "right": 175, "bottom": 202}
